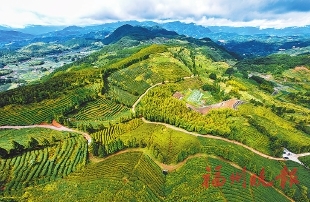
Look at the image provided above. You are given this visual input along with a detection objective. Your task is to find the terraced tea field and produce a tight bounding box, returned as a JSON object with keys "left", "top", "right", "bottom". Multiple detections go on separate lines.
{"left": 70, "top": 97, "right": 130, "bottom": 121}
{"left": 19, "top": 152, "right": 165, "bottom": 201}
{"left": 0, "top": 128, "right": 87, "bottom": 196}
{"left": 165, "top": 157, "right": 290, "bottom": 202}
{"left": 0, "top": 87, "right": 98, "bottom": 126}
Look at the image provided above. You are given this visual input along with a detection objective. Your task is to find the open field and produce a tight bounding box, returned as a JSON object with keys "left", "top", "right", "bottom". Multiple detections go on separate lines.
{"left": 186, "top": 99, "right": 243, "bottom": 114}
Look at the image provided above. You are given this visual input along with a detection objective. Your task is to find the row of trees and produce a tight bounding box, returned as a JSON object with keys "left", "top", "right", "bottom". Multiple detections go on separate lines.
{"left": 136, "top": 83, "right": 310, "bottom": 156}
{"left": 247, "top": 117, "right": 286, "bottom": 156}
{"left": 137, "top": 86, "right": 235, "bottom": 136}
{"left": 284, "top": 91, "right": 310, "bottom": 108}
{"left": 101, "top": 44, "right": 167, "bottom": 95}
{"left": 90, "top": 119, "right": 143, "bottom": 157}
{"left": 92, "top": 139, "right": 125, "bottom": 157}
{"left": 250, "top": 75, "right": 274, "bottom": 93}
{"left": 172, "top": 47, "right": 198, "bottom": 75}
{"left": 271, "top": 104, "right": 295, "bottom": 117}
{"left": 0, "top": 137, "right": 52, "bottom": 158}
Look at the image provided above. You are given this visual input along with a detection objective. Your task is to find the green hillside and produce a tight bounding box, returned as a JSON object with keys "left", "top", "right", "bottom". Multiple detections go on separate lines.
{"left": 0, "top": 29, "right": 309, "bottom": 201}
{"left": 165, "top": 157, "right": 290, "bottom": 202}
{"left": 8, "top": 152, "right": 292, "bottom": 202}
{"left": 20, "top": 152, "right": 165, "bottom": 202}
{"left": 0, "top": 128, "right": 87, "bottom": 197}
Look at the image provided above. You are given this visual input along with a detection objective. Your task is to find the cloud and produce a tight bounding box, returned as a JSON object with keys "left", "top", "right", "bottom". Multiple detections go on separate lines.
{"left": 260, "top": 0, "right": 310, "bottom": 14}
{"left": 0, "top": 0, "right": 310, "bottom": 28}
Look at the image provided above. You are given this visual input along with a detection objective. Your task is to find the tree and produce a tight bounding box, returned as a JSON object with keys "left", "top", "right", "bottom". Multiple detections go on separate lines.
{"left": 209, "top": 73, "right": 217, "bottom": 80}
{"left": 202, "top": 83, "right": 216, "bottom": 92}
{"left": 98, "top": 144, "right": 106, "bottom": 157}
{"left": 117, "top": 139, "right": 125, "bottom": 150}
{"left": 225, "top": 68, "right": 234, "bottom": 76}
{"left": 10, "top": 141, "right": 24, "bottom": 155}
{"left": 28, "top": 137, "right": 39, "bottom": 149}
{"left": 92, "top": 142, "right": 99, "bottom": 156}
{"left": 138, "top": 139, "right": 146, "bottom": 148}
{"left": 177, "top": 151, "right": 187, "bottom": 162}
{"left": 0, "top": 147, "right": 8, "bottom": 158}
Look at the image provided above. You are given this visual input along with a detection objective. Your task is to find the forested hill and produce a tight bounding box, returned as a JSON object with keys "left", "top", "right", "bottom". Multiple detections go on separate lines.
{"left": 102, "top": 24, "right": 179, "bottom": 44}
{"left": 0, "top": 30, "right": 34, "bottom": 43}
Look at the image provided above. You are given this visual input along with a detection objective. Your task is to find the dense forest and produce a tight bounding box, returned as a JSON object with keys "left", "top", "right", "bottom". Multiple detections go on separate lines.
{"left": 235, "top": 54, "right": 310, "bottom": 75}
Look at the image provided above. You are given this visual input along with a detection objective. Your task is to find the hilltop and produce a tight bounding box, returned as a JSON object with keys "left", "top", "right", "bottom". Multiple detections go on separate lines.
{"left": 102, "top": 24, "right": 178, "bottom": 44}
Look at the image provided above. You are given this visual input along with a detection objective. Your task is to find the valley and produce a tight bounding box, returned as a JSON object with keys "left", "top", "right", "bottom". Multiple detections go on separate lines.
{"left": 0, "top": 45, "right": 101, "bottom": 92}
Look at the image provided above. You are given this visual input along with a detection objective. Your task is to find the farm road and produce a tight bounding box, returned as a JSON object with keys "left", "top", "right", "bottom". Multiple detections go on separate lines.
{"left": 132, "top": 81, "right": 310, "bottom": 163}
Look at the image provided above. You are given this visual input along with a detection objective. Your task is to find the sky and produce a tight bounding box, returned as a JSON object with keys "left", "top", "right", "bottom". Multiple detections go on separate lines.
{"left": 1, "top": 0, "right": 310, "bottom": 28}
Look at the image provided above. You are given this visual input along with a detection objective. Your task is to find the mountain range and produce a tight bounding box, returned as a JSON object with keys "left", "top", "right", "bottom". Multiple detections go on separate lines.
{"left": 1, "top": 20, "right": 310, "bottom": 59}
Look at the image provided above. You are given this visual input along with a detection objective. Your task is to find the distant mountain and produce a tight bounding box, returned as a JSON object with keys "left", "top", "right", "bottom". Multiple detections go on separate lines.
{"left": 43, "top": 26, "right": 86, "bottom": 37}
{"left": 39, "top": 21, "right": 212, "bottom": 40}
{"left": 14, "top": 25, "right": 66, "bottom": 35}
{"left": 84, "top": 21, "right": 158, "bottom": 33}
{"left": 5, "top": 21, "right": 310, "bottom": 38}
{"left": 0, "top": 30, "right": 34, "bottom": 43}
{"left": 91, "top": 21, "right": 212, "bottom": 39}
{"left": 62, "top": 26, "right": 84, "bottom": 31}
{"left": 82, "top": 31, "right": 110, "bottom": 40}
{"left": 102, "top": 24, "right": 178, "bottom": 44}
{"left": 0, "top": 26, "right": 10, "bottom": 31}
{"left": 2, "top": 21, "right": 310, "bottom": 59}
{"left": 208, "top": 26, "right": 310, "bottom": 36}
{"left": 161, "top": 21, "right": 212, "bottom": 38}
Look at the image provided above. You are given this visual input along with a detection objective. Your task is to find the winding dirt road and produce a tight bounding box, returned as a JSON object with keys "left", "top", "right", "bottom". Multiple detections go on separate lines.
{"left": 132, "top": 82, "right": 310, "bottom": 163}
{"left": 132, "top": 82, "right": 166, "bottom": 113}
{"left": 131, "top": 76, "right": 193, "bottom": 113}
{"left": 1, "top": 78, "right": 309, "bottom": 164}
{"left": 142, "top": 118, "right": 285, "bottom": 161}
{"left": 296, "top": 152, "right": 310, "bottom": 158}
{"left": 0, "top": 124, "right": 92, "bottom": 145}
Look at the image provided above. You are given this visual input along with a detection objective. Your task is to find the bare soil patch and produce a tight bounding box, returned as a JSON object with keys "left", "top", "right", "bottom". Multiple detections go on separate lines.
{"left": 187, "top": 99, "right": 242, "bottom": 114}
{"left": 294, "top": 66, "right": 309, "bottom": 72}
